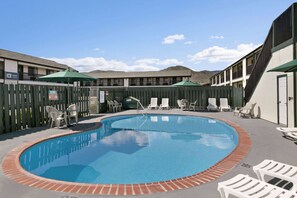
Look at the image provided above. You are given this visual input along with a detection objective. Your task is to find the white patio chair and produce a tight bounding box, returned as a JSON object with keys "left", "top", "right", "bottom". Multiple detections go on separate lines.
{"left": 114, "top": 100, "right": 122, "bottom": 111}
{"left": 177, "top": 99, "right": 186, "bottom": 110}
{"left": 253, "top": 159, "right": 297, "bottom": 192}
{"left": 46, "top": 106, "right": 67, "bottom": 128}
{"left": 148, "top": 98, "right": 158, "bottom": 110}
{"left": 218, "top": 174, "right": 297, "bottom": 198}
{"left": 189, "top": 100, "right": 198, "bottom": 111}
{"left": 107, "top": 100, "right": 117, "bottom": 112}
{"left": 219, "top": 98, "right": 231, "bottom": 112}
{"left": 67, "top": 103, "right": 78, "bottom": 125}
{"left": 276, "top": 127, "right": 297, "bottom": 141}
{"left": 207, "top": 98, "right": 218, "bottom": 111}
{"left": 159, "top": 98, "right": 170, "bottom": 110}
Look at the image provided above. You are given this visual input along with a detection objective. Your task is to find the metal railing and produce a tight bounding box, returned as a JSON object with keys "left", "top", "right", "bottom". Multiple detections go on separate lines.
{"left": 245, "top": 27, "right": 273, "bottom": 102}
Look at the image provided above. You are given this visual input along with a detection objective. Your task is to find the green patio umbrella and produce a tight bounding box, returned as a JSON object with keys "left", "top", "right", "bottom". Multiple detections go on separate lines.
{"left": 268, "top": 59, "right": 297, "bottom": 72}
{"left": 38, "top": 69, "right": 96, "bottom": 83}
{"left": 172, "top": 80, "right": 201, "bottom": 87}
{"left": 38, "top": 69, "right": 96, "bottom": 104}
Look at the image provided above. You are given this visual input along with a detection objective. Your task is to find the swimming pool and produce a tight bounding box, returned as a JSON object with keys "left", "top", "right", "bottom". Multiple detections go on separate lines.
{"left": 20, "top": 114, "right": 238, "bottom": 184}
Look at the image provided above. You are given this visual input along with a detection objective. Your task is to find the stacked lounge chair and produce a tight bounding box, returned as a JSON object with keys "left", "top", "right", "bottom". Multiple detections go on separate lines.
{"left": 218, "top": 159, "right": 297, "bottom": 198}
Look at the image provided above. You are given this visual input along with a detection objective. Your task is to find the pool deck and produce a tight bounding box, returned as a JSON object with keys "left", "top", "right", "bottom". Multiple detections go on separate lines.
{"left": 0, "top": 109, "right": 296, "bottom": 198}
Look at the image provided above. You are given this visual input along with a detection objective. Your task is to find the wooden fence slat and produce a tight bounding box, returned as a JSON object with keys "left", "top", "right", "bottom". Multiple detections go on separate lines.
{"left": 10, "top": 84, "right": 16, "bottom": 132}
{"left": 15, "top": 85, "right": 21, "bottom": 130}
{"left": 0, "top": 85, "right": 4, "bottom": 134}
{"left": 4, "top": 85, "right": 10, "bottom": 132}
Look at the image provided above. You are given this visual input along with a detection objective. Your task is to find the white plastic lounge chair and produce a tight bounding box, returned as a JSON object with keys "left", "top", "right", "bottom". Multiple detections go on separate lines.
{"left": 67, "top": 104, "right": 78, "bottom": 125}
{"left": 46, "top": 106, "right": 67, "bottom": 128}
{"left": 148, "top": 98, "right": 158, "bottom": 110}
{"left": 253, "top": 159, "right": 297, "bottom": 192}
{"left": 218, "top": 174, "right": 297, "bottom": 198}
{"left": 207, "top": 98, "right": 218, "bottom": 111}
{"left": 240, "top": 103, "right": 256, "bottom": 118}
{"left": 276, "top": 127, "right": 297, "bottom": 141}
{"left": 219, "top": 98, "right": 231, "bottom": 112}
{"left": 159, "top": 98, "right": 170, "bottom": 110}
{"left": 189, "top": 100, "right": 198, "bottom": 111}
{"left": 234, "top": 102, "right": 256, "bottom": 118}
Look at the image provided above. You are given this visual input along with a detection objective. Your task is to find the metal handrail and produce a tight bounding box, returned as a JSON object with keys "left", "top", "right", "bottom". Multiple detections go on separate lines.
{"left": 128, "top": 96, "right": 147, "bottom": 115}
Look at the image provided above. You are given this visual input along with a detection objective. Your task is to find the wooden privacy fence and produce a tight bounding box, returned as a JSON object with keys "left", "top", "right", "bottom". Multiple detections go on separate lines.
{"left": 98, "top": 86, "right": 243, "bottom": 112}
{"left": 0, "top": 84, "right": 89, "bottom": 134}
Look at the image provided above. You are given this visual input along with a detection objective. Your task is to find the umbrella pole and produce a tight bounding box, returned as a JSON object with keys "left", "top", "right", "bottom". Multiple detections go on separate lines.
{"left": 68, "top": 79, "right": 70, "bottom": 106}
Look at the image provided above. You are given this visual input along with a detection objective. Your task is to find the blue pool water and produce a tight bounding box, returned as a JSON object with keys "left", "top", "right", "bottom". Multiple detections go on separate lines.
{"left": 20, "top": 114, "right": 238, "bottom": 184}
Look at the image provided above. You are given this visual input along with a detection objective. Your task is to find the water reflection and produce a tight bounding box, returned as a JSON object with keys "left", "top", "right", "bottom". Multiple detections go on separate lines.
{"left": 101, "top": 130, "right": 149, "bottom": 154}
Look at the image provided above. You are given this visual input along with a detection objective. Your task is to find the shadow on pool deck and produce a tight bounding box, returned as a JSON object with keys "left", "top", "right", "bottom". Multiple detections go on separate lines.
{"left": 0, "top": 109, "right": 297, "bottom": 198}
{"left": 0, "top": 115, "right": 103, "bottom": 142}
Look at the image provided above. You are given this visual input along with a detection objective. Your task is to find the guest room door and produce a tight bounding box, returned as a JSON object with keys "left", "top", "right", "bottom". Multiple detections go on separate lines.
{"left": 277, "top": 75, "right": 287, "bottom": 126}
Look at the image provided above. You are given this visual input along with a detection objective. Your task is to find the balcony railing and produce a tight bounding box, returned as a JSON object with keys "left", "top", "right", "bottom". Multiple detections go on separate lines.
{"left": 232, "top": 71, "right": 243, "bottom": 79}
{"left": 19, "top": 73, "right": 45, "bottom": 81}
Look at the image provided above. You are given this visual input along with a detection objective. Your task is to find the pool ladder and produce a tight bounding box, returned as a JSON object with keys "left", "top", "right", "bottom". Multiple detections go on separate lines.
{"left": 129, "top": 96, "right": 147, "bottom": 116}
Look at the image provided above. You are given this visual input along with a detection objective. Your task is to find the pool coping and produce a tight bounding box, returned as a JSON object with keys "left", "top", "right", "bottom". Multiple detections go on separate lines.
{"left": 2, "top": 113, "right": 251, "bottom": 195}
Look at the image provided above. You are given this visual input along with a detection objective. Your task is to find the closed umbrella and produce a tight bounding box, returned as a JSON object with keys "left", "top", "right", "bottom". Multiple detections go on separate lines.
{"left": 38, "top": 69, "right": 96, "bottom": 105}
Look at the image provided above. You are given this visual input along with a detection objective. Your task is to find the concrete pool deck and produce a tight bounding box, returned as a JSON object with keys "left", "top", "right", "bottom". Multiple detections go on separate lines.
{"left": 0, "top": 109, "right": 296, "bottom": 198}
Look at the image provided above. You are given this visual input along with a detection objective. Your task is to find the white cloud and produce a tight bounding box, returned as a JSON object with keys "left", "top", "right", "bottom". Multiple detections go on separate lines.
{"left": 135, "top": 58, "right": 183, "bottom": 66}
{"left": 93, "top": 48, "right": 100, "bottom": 51}
{"left": 210, "top": 35, "right": 224, "bottom": 40}
{"left": 184, "top": 41, "right": 193, "bottom": 45}
{"left": 162, "top": 34, "right": 185, "bottom": 44}
{"left": 189, "top": 43, "right": 260, "bottom": 63}
{"left": 46, "top": 57, "right": 183, "bottom": 72}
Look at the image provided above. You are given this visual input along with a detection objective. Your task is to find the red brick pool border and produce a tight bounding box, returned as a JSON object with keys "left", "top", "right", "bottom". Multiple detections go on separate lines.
{"left": 2, "top": 114, "right": 251, "bottom": 195}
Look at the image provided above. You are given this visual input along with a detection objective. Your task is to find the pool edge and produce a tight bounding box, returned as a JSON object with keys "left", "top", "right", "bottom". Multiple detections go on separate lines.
{"left": 1, "top": 113, "right": 252, "bottom": 195}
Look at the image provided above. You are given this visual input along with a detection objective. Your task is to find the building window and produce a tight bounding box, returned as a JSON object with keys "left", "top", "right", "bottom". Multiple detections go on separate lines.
{"left": 98, "top": 79, "right": 103, "bottom": 86}
{"left": 0, "top": 61, "right": 4, "bottom": 79}
{"left": 46, "top": 69, "right": 55, "bottom": 75}
{"left": 232, "top": 63, "right": 242, "bottom": 79}
{"left": 130, "top": 78, "right": 136, "bottom": 86}
{"left": 146, "top": 78, "right": 152, "bottom": 86}
{"left": 140, "top": 78, "right": 144, "bottom": 86}
{"left": 220, "top": 73, "right": 224, "bottom": 83}
{"left": 156, "top": 77, "right": 160, "bottom": 85}
{"left": 28, "top": 67, "right": 38, "bottom": 80}
{"left": 18, "top": 65, "right": 24, "bottom": 80}
{"left": 172, "top": 77, "right": 177, "bottom": 84}
{"left": 113, "top": 79, "right": 119, "bottom": 86}
{"left": 226, "top": 69, "right": 230, "bottom": 81}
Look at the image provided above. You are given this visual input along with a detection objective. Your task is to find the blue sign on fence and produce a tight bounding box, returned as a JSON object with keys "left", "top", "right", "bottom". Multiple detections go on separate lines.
{"left": 5, "top": 72, "right": 19, "bottom": 80}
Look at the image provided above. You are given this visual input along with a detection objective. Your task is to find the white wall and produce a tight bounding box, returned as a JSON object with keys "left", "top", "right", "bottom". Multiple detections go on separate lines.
{"left": 124, "top": 78, "right": 129, "bottom": 87}
{"left": 4, "top": 59, "right": 18, "bottom": 73}
{"left": 249, "top": 44, "right": 294, "bottom": 126}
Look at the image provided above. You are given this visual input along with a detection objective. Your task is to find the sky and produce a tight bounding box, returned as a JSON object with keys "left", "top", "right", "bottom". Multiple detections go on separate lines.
{"left": 0, "top": 0, "right": 296, "bottom": 72}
